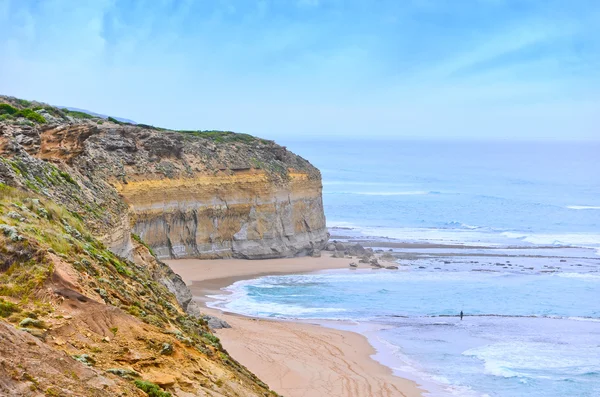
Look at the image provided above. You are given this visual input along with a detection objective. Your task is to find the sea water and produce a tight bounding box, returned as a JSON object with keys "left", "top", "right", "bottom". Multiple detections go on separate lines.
{"left": 209, "top": 269, "right": 600, "bottom": 397}
{"left": 281, "top": 139, "right": 600, "bottom": 252}
{"left": 210, "top": 140, "right": 600, "bottom": 396}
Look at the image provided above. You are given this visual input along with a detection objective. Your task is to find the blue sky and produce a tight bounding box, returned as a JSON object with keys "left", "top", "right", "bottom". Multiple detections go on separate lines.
{"left": 0, "top": 0, "right": 598, "bottom": 140}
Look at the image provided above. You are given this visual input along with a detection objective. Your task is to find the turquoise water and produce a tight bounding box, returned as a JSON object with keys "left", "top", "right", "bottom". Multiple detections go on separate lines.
{"left": 210, "top": 269, "right": 600, "bottom": 397}
{"left": 211, "top": 140, "right": 600, "bottom": 396}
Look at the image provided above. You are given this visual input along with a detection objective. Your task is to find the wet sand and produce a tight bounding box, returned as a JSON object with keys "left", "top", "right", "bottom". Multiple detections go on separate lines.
{"left": 166, "top": 256, "right": 425, "bottom": 397}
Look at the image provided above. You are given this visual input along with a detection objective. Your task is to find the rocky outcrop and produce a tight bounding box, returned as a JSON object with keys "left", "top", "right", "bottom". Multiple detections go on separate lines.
{"left": 0, "top": 95, "right": 329, "bottom": 260}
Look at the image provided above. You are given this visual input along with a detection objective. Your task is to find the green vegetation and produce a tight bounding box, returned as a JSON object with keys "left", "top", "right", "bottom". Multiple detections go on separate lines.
{"left": 107, "top": 116, "right": 121, "bottom": 124}
{"left": 0, "top": 103, "right": 18, "bottom": 115}
{"left": 58, "top": 170, "right": 78, "bottom": 186}
{"left": 0, "top": 298, "right": 20, "bottom": 318}
{"left": 63, "top": 109, "right": 97, "bottom": 120}
{"left": 2, "top": 106, "right": 49, "bottom": 124}
{"left": 16, "top": 99, "right": 32, "bottom": 107}
{"left": 134, "top": 380, "right": 172, "bottom": 397}
{"left": 201, "top": 331, "right": 221, "bottom": 348}
{"left": 178, "top": 129, "right": 268, "bottom": 144}
{"left": 16, "top": 109, "right": 46, "bottom": 124}
{"left": 131, "top": 233, "right": 156, "bottom": 257}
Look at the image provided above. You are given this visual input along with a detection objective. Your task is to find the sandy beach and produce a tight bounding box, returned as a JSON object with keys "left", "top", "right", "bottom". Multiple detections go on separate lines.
{"left": 166, "top": 256, "right": 425, "bottom": 397}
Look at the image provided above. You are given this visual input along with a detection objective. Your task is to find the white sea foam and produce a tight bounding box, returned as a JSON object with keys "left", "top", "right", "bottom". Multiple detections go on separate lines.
{"left": 373, "top": 335, "right": 481, "bottom": 397}
{"left": 501, "top": 231, "right": 600, "bottom": 248}
{"left": 463, "top": 342, "right": 600, "bottom": 380}
{"left": 207, "top": 278, "right": 346, "bottom": 318}
{"left": 555, "top": 273, "right": 600, "bottom": 281}
{"left": 566, "top": 205, "right": 600, "bottom": 210}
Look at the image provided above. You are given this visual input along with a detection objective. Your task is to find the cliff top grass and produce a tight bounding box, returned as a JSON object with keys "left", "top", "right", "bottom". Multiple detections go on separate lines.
{"left": 0, "top": 94, "right": 270, "bottom": 145}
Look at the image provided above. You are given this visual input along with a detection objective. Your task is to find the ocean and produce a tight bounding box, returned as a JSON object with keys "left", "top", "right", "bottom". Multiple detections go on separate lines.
{"left": 285, "top": 139, "right": 600, "bottom": 252}
{"left": 209, "top": 140, "right": 600, "bottom": 397}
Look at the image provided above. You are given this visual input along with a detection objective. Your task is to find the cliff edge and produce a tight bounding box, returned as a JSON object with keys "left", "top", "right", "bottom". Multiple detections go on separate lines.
{"left": 0, "top": 96, "right": 328, "bottom": 260}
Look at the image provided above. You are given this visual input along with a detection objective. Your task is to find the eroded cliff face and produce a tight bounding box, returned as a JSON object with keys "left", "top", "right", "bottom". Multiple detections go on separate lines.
{"left": 0, "top": 98, "right": 328, "bottom": 260}
{"left": 119, "top": 171, "right": 327, "bottom": 259}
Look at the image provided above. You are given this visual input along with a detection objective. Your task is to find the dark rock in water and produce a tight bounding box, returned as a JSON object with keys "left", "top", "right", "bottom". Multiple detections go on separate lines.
{"left": 560, "top": 259, "right": 567, "bottom": 262}
{"left": 418, "top": 266, "right": 426, "bottom": 269}
{"left": 375, "top": 249, "right": 384, "bottom": 253}
{"left": 388, "top": 249, "right": 393, "bottom": 252}
{"left": 385, "top": 266, "right": 398, "bottom": 270}
{"left": 203, "top": 315, "right": 231, "bottom": 330}
{"left": 444, "top": 261, "right": 451, "bottom": 264}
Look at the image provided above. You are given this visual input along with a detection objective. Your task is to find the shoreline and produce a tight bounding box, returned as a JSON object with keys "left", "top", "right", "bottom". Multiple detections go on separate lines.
{"left": 166, "top": 256, "right": 427, "bottom": 397}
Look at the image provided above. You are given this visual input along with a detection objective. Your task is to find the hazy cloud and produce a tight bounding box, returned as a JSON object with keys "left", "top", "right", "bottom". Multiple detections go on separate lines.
{"left": 0, "top": 0, "right": 598, "bottom": 140}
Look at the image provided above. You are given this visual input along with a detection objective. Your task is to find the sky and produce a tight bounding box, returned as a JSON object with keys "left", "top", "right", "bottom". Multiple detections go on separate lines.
{"left": 0, "top": 0, "right": 598, "bottom": 141}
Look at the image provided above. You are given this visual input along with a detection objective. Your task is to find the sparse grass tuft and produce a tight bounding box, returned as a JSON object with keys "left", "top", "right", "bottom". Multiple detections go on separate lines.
{"left": 63, "top": 109, "right": 97, "bottom": 119}
{"left": 0, "top": 298, "right": 21, "bottom": 318}
{"left": 134, "top": 380, "right": 172, "bottom": 397}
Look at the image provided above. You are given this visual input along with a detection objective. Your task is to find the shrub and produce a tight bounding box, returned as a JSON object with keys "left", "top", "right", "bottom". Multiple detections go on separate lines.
{"left": 131, "top": 233, "right": 156, "bottom": 257}
{"left": 16, "top": 99, "right": 32, "bottom": 107}
{"left": 201, "top": 332, "right": 220, "bottom": 346}
{"left": 58, "top": 170, "right": 78, "bottom": 186}
{"left": 134, "top": 380, "right": 171, "bottom": 397}
{"left": 0, "top": 299, "right": 21, "bottom": 318}
{"left": 0, "top": 103, "right": 18, "bottom": 115}
{"left": 15, "top": 109, "right": 46, "bottom": 124}
{"left": 63, "top": 109, "right": 96, "bottom": 119}
{"left": 107, "top": 117, "right": 121, "bottom": 124}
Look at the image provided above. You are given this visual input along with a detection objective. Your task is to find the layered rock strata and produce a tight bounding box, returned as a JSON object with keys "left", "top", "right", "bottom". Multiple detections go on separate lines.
{"left": 0, "top": 96, "right": 328, "bottom": 260}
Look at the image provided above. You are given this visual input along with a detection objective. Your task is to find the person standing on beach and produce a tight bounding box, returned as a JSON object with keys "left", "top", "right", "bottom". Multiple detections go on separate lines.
{"left": 460, "top": 310, "right": 464, "bottom": 320}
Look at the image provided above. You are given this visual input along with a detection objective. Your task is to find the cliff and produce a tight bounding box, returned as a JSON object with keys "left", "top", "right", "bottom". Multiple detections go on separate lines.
{"left": 0, "top": 184, "right": 277, "bottom": 397}
{"left": 0, "top": 96, "right": 328, "bottom": 260}
{"left": 0, "top": 95, "right": 328, "bottom": 396}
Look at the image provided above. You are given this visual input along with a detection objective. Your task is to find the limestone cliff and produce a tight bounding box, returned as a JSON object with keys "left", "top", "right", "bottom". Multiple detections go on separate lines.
{"left": 0, "top": 95, "right": 326, "bottom": 396}
{"left": 0, "top": 95, "right": 328, "bottom": 260}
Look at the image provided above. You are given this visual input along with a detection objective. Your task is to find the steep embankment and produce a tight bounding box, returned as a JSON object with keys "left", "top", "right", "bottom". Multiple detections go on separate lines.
{"left": 0, "top": 185, "right": 277, "bottom": 396}
{"left": 1, "top": 95, "right": 328, "bottom": 260}
{"left": 0, "top": 95, "right": 322, "bottom": 396}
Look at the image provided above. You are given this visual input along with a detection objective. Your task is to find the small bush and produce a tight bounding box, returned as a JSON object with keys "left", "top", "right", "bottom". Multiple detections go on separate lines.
{"left": 58, "top": 170, "right": 78, "bottom": 186}
{"left": 0, "top": 299, "right": 21, "bottom": 318}
{"left": 134, "top": 380, "right": 171, "bottom": 397}
{"left": 0, "top": 103, "right": 18, "bottom": 115}
{"left": 131, "top": 233, "right": 156, "bottom": 257}
{"left": 107, "top": 117, "right": 121, "bottom": 124}
{"left": 16, "top": 99, "right": 32, "bottom": 107}
{"left": 16, "top": 109, "right": 46, "bottom": 124}
{"left": 63, "top": 109, "right": 96, "bottom": 119}
{"left": 201, "top": 332, "right": 220, "bottom": 345}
